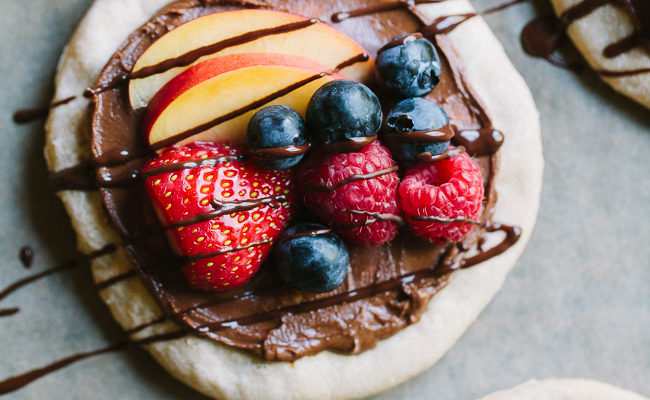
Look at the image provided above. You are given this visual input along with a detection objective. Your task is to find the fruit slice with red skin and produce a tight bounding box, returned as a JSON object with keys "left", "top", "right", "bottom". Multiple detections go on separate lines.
{"left": 141, "top": 142, "right": 294, "bottom": 291}
{"left": 399, "top": 151, "right": 484, "bottom": 243}
{"left": 143, "top": 52, "right": 346, "bottom": 149}
{"left": 128, "top": 9, "right": 374, "bottom": 109}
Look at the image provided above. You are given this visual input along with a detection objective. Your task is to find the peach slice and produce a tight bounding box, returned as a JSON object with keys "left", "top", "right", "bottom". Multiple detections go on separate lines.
{"left": 129, "top": 9, "right": 374, "bottom": 109}
{"left": 143, "top": 52, "right": 346, "bottom": 149}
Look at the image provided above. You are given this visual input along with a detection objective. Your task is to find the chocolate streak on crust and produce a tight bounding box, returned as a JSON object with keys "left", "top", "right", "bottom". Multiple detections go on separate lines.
{"left": 88, "top": 0, "right": 515, "bottom": 361}
{"left": 12, "top": 96, "right": 76, "bottom": 124}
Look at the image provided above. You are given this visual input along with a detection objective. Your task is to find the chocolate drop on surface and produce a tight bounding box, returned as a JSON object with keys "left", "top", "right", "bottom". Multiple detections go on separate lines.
{"left": 19, "top": 246, "right": 34, "bottom": 268}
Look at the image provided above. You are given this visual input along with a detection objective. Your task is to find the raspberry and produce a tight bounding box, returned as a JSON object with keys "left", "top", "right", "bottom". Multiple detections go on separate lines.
{"left": 399, "top": 151, "right": 483, "bottom": 242}
{"left": 298, "top": 140, "right": 401, "bottom": 246}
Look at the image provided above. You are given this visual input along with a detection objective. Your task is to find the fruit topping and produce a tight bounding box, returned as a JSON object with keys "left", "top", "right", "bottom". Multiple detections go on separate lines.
{"left": 247, "top": 105, "right": 309, "bottom": 170}
{"left": 274, "top": 223, "right": 350, "bottom": 293}
{"left": 305, "top": 80, "right": 382, "bottom": 152}
{"left": 384, "top": 97, "right": 452, "bottom": 162}
{"left": 399, "top": 152, "right": 484, "bottom": 243}
{"left": 140, "top": 142, "right": 294, "bottom": 290}
{"left": 129, "top": 9, "right": 374, "bottom": 109}
{"left": 143, "top": 53, "right": 346, "bottom": 149}
{"left": 299, "top": 140, "right": 401, "bottom": 246}
{"left": 375, "top": 33, "right": 442, "bottom": 98}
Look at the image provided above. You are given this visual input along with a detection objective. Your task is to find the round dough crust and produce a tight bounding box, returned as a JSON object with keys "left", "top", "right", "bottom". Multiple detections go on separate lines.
{"left": 45, "top": 0, "right": 543, "bottom": 398}
{"left": 550, "top": 0, "right": 650, "bottom": 109}
{"left": 479, "top": 379, "right": 649, "bottom": 400}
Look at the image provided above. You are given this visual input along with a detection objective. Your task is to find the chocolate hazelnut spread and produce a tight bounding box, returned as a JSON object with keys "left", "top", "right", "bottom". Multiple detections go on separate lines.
{"left": 85, "top": 0, "right": 514, "bottom": 361}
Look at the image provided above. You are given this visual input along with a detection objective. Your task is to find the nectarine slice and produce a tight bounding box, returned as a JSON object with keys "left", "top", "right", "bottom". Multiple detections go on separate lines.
{"left": 129, "top": 9, "right": 373, "bottom": 109}
{"left": 143, "top": 53, "right": 347, "bottom": 149}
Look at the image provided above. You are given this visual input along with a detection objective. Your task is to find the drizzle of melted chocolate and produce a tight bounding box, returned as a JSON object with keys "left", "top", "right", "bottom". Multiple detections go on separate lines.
{"left": 281, "top": 228, "right": 333, "bottom": 241}
{"left": 170, "top": 194, "right": 287, "bottom": 228}
{"left": 422, "top": 0, "right": 526, "bottom": 36}
{"left": 415, "top": 145, "right": 465, "bottom": 163}
{"left": 19, "top": 246, "right": 34, "bottom": 268}
{"left": 411, "top": 214, "right": 479, "bottom": 225}
{"left": 0, "top": 330, "right": 187, "bottom": 395}
{"left": 0, "top": 244, "right": 116, "bottom": 313}
{"left": 184, "top": 222, "right": 519, "bottom": 333}
{"left": 337, "top": 209, "right": 405, "bottom": 230}
{"left": 130, "top": 18, "right": 321, "bottom": 80}
{"left": 12, "top": 96, "right": 76, "bottom": 124}
{"left": 304, "top": 165, "right": 399, "bottom": 194}
{"left": 318, "top": 134, "right": 378, "bottom": 153}
{"left": 377, "top": 32, "right": 423, "bottom": 54}
{"left": 331, "top": 0, "right": 445, "bottom": 23}
{"left": 249, "top": 143, "right": 310, "bottom": 159}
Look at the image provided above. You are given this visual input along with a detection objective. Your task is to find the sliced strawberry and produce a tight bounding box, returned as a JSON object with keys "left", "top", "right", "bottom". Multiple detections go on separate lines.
{"left": 141, "top": 142, "right": 294, "bottom": 290}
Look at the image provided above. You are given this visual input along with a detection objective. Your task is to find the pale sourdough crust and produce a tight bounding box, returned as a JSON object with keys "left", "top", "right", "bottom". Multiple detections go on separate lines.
{"left": 44, "top": 0, "right": 543, "bottom": 398}
{"left": 550, "top": 0, "right": 650, "bottom": 109}
{"left": 479, "top": 379, "right": 649, "bottom": 400}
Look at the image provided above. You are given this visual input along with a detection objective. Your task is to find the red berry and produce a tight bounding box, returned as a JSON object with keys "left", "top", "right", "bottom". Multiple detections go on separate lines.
{"left": 141, "top": 142, "right": 294, "bottom": 290}
{"left": 399, "top": 151, "right": 483, "bottom": 242}
{"left": 298, "top": 141, "right": 401, "bottom": 246}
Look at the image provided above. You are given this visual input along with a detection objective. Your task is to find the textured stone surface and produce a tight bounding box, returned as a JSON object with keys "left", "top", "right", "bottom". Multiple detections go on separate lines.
{"left": 0, "top": 0, "right": 647, "bottom": 399}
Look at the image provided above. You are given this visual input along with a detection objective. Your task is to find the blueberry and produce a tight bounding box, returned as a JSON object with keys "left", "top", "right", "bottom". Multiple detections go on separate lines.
{"left": 384, "top": 97, "right": 450, "bottom": 161}
{"left": 247, "top": 105, "right": 308, "bottom": 169}
{"left": 274, "top": 223, "right": 350, "bottom": 293}
{"left": 376, "top": 34, "right": 442, "bottom": 98}
{"left": 305, "top": 80, "right": 382, "bottom": 148}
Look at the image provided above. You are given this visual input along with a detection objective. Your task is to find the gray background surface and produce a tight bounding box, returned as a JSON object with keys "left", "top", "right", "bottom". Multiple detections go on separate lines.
{"left": 0, "top": 0, "right": 648, "bottom": 399}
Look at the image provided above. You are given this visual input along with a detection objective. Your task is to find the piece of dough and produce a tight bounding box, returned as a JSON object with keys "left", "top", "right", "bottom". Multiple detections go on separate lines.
{"left": 550, "top": 0, "right": 650, "bottom": 109}
{"left": 45, "top": 0, "right": 543, "bottom": 398}
{"left": 479, "top": 379, "right": 649, "bottom": 400}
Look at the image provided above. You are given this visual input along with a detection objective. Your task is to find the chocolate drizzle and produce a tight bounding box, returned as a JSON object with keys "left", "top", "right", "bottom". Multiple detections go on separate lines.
{"left": 187, "top": 238, "right": 273, "bottom": 261}
{"left": 377, "top": 32, "right": 423, "bottom": 54}
{"left": 185, "top": 222, "right": 519, "bottom": 333}
{"left": 249, "top": 143, "right": 310, "bottom": 159}
{"left": 415, "top": 145, "right": 465, "bottom": 163}
{"left": 338, "top": 209, "right": 405, "bottom": 230}
{"left": 331, "top": 0, "right": 445, "bottom": 23}
{"left": 411, "top": 214, "right": 479, "bottom": 225}
{"left": 142, "top": 153, "right": 246, "bottom": 178}
{"left": 12, "top": 96, "right": 76, "bottom": 124}
{"left": 0, "top": 244, "right": 117, "bottom": 317}
{"left": 281, "top": 228, "right": 332, "bottom": 241}
{"left": 170, "top": 194, "right": 287, "bottom": 228}
{"left": 130, "top": 18, "right": 321, "bottom": 80}
{"left": 304, "top": 165, "right": 399, "bottom": 194}
{"left": 0, "top": 330, "right": 187, "bottom": 395}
